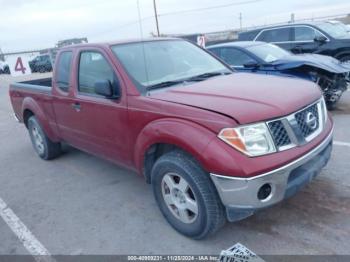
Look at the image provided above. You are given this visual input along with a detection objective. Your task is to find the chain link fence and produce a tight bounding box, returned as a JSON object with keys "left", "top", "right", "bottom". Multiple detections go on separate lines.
{"left": 0, "top": 38, "right": 88, "bottom": 77}
{"left": 0, "top": 13, "right": 349, "bottom": 77}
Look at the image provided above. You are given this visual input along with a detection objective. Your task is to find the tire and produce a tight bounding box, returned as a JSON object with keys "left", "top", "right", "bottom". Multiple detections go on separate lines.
{"left": 151, "top": 150, "right": 226, "bottom": 239}
{"left": 339, "top": 55, "right": 350, "bottom": 64}
{"left": 4, "top": 66, "right": 10, "bottom": 74}
{"left": 27, "top": 116, "right": 62, "bottom": 160}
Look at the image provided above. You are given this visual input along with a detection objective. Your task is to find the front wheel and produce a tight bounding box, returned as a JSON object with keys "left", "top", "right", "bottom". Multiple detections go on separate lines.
{"left": 28, "top": 116, "right": 62, "bottom": 160}
{"left": 151, "top": 151, "right": 225, "bottom": 239}
{"left": 340, "top": 55, "right": 350, "bottom": 64}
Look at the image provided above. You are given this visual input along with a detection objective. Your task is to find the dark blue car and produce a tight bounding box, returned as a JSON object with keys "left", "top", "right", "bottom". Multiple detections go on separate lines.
{"left": 208, "top": 41, "right": 350, "bottom": 109}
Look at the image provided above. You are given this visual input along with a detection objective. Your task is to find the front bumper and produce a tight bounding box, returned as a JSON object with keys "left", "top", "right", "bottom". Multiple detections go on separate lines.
{"left": 210, "top": 128, "right": 333, "bottom": 222}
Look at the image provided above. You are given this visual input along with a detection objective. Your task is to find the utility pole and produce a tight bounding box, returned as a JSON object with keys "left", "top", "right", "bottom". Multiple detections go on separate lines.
{"left": 290, "top": 13, "right": 295, "bottom": 23}
{"left": 239, "top": 12, "right": 242, "bottom": 31}
{"left": 0, "top": 47, "right": 4, "bottom": 61}
{"left": 153, "top": 0, "right": 160, "bottom": 36}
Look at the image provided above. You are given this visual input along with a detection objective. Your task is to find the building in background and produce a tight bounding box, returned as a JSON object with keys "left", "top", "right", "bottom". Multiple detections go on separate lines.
{"left": 336, "top": 14, "right": 350, "bottom": 25}
{"left": 44, "top": 38, "right": 89, "bottom": 65}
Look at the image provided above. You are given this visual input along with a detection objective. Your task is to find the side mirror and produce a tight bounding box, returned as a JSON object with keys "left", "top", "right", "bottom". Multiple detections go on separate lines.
{"left": 314, "top": 35, "right": 327, "bottom": 43}
{"left": 94, "top": 80, "right": 114, "bottom": 98}
{"left": 243, "top": 61, "right": 260, "bottom": 69}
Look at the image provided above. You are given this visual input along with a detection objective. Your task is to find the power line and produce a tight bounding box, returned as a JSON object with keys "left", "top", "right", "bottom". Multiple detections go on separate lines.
{"left": 100, "top": 0, "right": 263, "bottom": 34}
{"left": 158, "top": 0, "right": 263, "bottom": 17}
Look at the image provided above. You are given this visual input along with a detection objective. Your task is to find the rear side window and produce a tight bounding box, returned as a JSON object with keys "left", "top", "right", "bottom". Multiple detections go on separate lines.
{"left": 219, "top": 48, "right": 255, "bottom": 66}
{"left": 56, "top": 51, "right": 72, "bottom": 92}
{"left": 238, "top": 30, "right": 260, "bottom": 41}
{"left": 257, "top": 27, "right": 291, "bottom": 42}
{"left": 78, "top": 51, "right": 115, "bottom": 95}
{"left": 208, "top": 48, "right": 221, "bottom": 57}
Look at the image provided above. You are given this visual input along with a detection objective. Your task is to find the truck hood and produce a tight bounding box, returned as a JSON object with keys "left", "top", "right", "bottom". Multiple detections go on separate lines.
{"left": 149, "top": 73, "right": 321, "bottom": 124}
{"left": 271, "top": 53, "right": 350, "bottom": 73}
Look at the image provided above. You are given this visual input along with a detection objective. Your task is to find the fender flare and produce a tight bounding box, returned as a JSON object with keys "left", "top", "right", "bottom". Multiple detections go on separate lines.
{"left": 133, "top": 118, "right": 217, "bottom": 176}
{"left": 21, "top": 97, "right": 60, "bottom": 142}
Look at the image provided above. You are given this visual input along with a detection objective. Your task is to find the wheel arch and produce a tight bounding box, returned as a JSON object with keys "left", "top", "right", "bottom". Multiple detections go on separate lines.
{"left": 134, "top": 118, "right": 217, "bottom": 183}
{"left": 21, "top": 97, "right": 60, "bottom": 142}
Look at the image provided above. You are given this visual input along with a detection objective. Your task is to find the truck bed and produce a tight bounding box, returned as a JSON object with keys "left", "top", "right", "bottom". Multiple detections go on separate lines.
{"left": 9, "top": 77, "right": 55, "bottom": 124}
{"left": 10, "top": 78, "right": 52, "bottom": 94}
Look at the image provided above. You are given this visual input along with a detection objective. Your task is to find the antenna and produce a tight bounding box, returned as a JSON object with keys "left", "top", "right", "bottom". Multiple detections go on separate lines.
{"left": 136, "top": 0, "right": 150, "bottom": 88}
{"left": 153, "top": 0, "right": 160, "bottom": 36}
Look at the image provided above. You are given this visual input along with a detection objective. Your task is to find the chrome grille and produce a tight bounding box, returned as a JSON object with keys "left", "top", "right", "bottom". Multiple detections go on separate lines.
{"left": 295, "top": 103, "right": 319, "bottom": 138}
{"left": 267, "top": 99, "right": 326, "bottom": 151}
{"left": 268, "top": 120, "right": 291, "bottom": 147}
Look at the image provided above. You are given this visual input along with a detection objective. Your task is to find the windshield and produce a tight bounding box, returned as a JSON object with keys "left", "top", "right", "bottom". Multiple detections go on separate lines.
{"left": 317, "top": 22, "right": 350, "bottom": 39}
{"left": 111, "top": 40, "right": 230, "bottom": 88}
{"left": 247, "top": 43, "right": 290, "bottom": 63}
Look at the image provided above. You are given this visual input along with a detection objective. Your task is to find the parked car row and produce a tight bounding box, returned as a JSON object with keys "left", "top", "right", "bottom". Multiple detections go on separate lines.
{"left": 206, "top": 20, "right": 350, "bottom": 109}
{"left": 208, "top": 41, "right": 350, "bottom": 109}
{"left": 10, "top": 38, "right": 333, "bottom": 239}
{"left": 0, "top": 55, "right": 53, "bottom": 75}
{"left": 238, "top": 21, "right": 350, "bottom": 63}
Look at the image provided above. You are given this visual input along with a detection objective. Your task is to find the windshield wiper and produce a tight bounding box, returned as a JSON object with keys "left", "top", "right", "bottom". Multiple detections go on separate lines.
{"left": 146, "top": 71, "right": 232, "bottom": 91}
{"left": 186, "top": 71, "right": 231, "bottom": 81}
{"left": 146, "top": 80, "right": 185, "bottom": 91}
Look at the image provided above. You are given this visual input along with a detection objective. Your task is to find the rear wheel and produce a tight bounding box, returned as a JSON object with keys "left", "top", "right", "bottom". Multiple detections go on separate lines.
{"left": 151, "top": 150, "right": 225, "bottom": 239}
{"left": 28, "top": 116, "right": 62, "bottom": 160}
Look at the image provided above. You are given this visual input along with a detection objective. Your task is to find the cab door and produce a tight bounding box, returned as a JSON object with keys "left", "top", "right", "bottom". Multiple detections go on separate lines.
{"left": 73, "top": 49, "right": 130, "bottom": 165}
{"left": 53, "top": 48, "right": 130, "bottom": 166}
{"left": 52, "top": 50, "right": 79, "bottom": 143}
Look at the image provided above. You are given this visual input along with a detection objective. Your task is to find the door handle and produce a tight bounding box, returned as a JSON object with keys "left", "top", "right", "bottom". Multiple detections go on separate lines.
{"left": 71, "top": 102, "right": 81, "bottom": 112}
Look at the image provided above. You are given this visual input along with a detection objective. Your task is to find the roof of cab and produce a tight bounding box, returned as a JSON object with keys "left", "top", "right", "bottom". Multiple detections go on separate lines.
{"left": 59, "top": 37, "right": 181, "bottom": 50}
{"left": 239, "top": 21, "right": 333, "bottom": 35}
{"left": 208, "top": 41, "right": 266, "bottom": 49}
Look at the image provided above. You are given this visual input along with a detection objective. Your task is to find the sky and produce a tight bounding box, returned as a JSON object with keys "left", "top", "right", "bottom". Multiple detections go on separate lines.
{"left": 0, "top": 0, "right": 349, "bottom": 52}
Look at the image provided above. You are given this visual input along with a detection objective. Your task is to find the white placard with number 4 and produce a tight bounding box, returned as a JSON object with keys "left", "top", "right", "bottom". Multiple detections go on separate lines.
{"left": 6, "top": 55, "right": 32, "bottom": 77}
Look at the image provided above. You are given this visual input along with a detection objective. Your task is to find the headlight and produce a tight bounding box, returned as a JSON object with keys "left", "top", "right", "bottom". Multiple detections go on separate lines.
{"left": 218, "top": 123, "right": 276, "bottom": 157}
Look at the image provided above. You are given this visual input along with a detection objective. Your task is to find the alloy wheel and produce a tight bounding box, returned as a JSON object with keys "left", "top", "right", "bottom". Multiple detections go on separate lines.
{"left": 161, "top": 172, "right": 198, "bottom": 224}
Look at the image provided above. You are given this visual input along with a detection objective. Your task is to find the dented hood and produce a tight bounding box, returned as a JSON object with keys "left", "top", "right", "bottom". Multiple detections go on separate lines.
{"left": 271, "top": 53, "right": 350, "bottom": 73}
{"left": 149, "top": 73, "right": 322, "bottom": 124}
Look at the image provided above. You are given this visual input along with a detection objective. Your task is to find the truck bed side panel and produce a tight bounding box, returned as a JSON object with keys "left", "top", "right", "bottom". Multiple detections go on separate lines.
{"left": 9, "top": 82, "right": 61, "bottom": 142}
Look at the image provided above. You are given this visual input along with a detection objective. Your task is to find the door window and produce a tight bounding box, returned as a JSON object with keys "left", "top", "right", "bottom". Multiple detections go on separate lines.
{"left": 257, "top": 27, "right": 291, "bottom": 42}
{"left": 294, "top": 26, "right": 320, "bottom": 41}
{"left": 219, "top": 48, "right": 255, "bottom": 66}
{"left": 78, "top": 51, "right": 116, "bottom": 95}
{"left": 56, "top": 51, "right": 73, "bottom": 92}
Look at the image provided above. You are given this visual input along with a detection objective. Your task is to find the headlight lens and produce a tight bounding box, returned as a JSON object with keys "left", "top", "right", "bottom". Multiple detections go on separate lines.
{"left": 218, "top": 123, "right": 276, "bottom": 157}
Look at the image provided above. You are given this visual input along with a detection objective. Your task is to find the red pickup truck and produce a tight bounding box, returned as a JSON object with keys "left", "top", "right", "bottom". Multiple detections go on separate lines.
{"left": 9, "top": 38, "right": 333, "bottom": 239}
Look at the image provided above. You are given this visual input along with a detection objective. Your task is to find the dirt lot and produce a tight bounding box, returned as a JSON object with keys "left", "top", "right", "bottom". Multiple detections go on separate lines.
{"left": 0, "top": 73, "right": 349, "bottom": 257}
